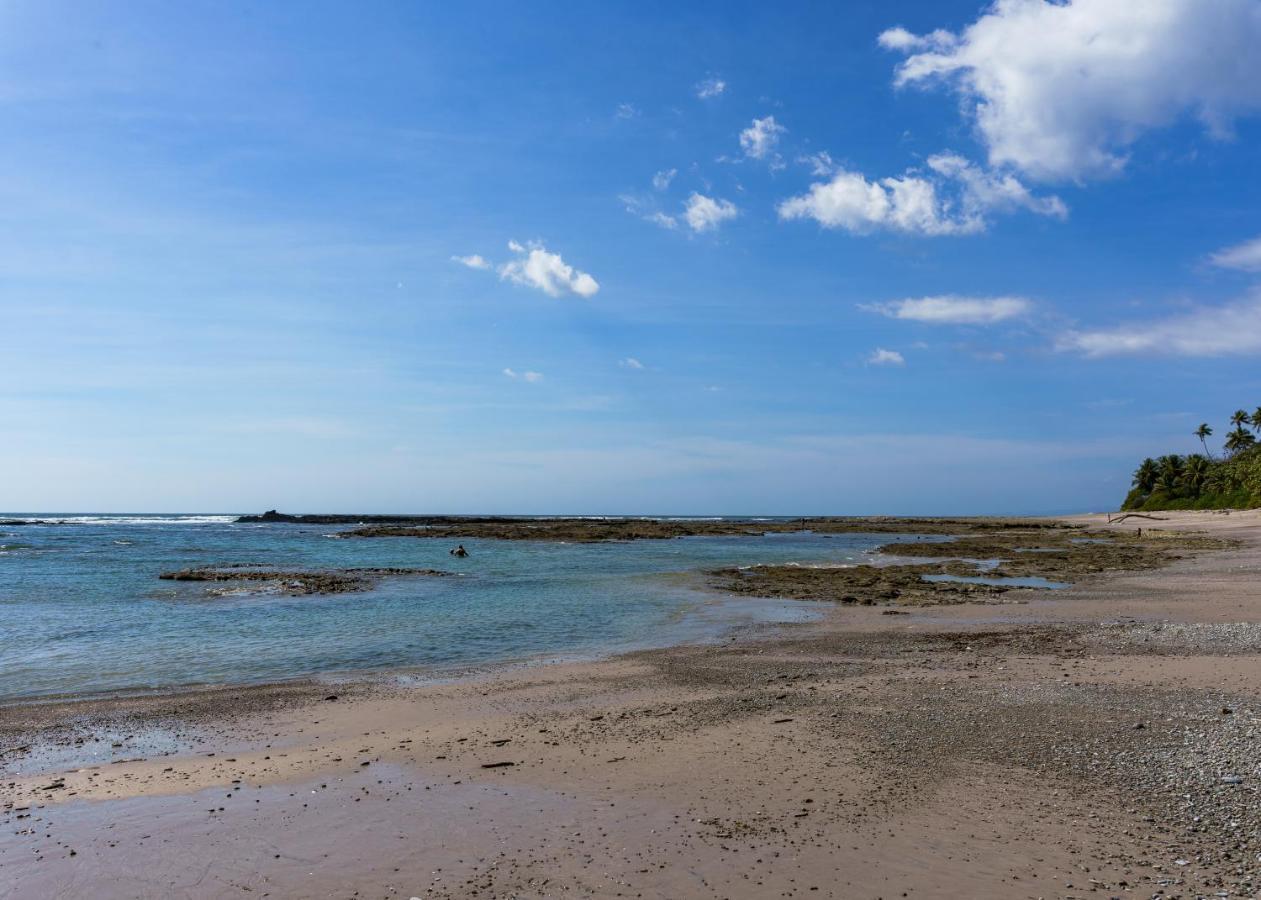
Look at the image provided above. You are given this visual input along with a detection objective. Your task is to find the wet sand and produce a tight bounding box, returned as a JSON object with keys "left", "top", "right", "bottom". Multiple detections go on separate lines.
{"left": 4, "top": 510, "right": 1261, "bottom": 899}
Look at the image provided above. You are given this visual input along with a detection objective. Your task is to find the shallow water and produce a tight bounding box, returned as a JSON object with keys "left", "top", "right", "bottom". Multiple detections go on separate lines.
{"left": 0, "top": 515, "right": 908, "bottom": 703}
{"left": 921, "top": 573, "right": 1069, "bottom": 589}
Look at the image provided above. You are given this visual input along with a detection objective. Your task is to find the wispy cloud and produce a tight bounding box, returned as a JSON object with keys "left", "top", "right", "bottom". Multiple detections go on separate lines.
{"left": 499, "top": 240, "right": 599, "bottom": 298}
{"left": 652, "top": 168, "right": 677, "bottom": 191}
{"left": 695, "top": 77, "right": 727, "bottom": 99}
{"left": 619, "top": 357, "right": 645, "bottom": 370}
{"left": 1057, "top": 294, "right": 1261, "bottom": 357}
{"left": 867, "top": 348, "right": 905, "bottom": 366}
{"left": 1209, "top": 235, "right": 1261, "bottom": 272}
{"left": 865, "top": 295, "right": 1033, "bottom": 325}
{"left": 503, "top": 368, "right": 544, "bottom": 383}
{"left": 450, "top": 254, "right": 491, "bottom": 270}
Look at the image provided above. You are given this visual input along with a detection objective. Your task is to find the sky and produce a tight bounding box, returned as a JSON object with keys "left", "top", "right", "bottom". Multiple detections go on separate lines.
{"left": 4, "top": 0, "right": 1261, "bottom": 515}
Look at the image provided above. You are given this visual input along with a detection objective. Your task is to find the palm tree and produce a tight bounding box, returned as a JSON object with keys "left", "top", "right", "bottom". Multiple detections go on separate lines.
{"left": 1154, "top": 468, "right": 1181, "bottom": 497}
{"left": 1181, "top": 454, "right": 1211, "bottom": 495}
{"left": 1132, "top": 458, "right": 1159, "bottom": 492}
{"left": 1157, "top": 454, "right": 1184, "bottom": 480}
{"left": 1251, "top": 407, "right": 1261, "bottom": 434}
{"left": 1195, "top": 423, "right": 1214, "bottom": 458}
{"left": 1231, "top": 409, "right": 1249, "bottom": 430}
{"left": 1224, "top": 426, "right": 1256, "bottom": 455}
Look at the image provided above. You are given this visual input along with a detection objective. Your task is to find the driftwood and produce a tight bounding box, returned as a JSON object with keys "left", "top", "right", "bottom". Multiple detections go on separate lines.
{"left": 1107, "top": 512, "right": 1170, "bottom": 524}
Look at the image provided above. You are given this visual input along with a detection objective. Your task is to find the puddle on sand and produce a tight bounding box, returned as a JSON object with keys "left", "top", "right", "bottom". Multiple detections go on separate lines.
{"left": 1, "top": 725, "right": 201, "bottom": 777}
{"left": 921, "top": 574, "right": 1070, "bottom": 590}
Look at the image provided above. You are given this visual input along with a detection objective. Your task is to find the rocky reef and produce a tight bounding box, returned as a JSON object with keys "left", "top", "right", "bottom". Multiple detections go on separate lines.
{"left": 708, "top": 525, "right": 1236, "bottom": 607}
{"left": 158, "top": 566, "right": 451, "bottom": 596}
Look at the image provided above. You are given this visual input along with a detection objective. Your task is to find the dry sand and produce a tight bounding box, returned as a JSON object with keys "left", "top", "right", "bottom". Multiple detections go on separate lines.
{"left": 4, "top": 510, "right": 1261, "bottom": 899}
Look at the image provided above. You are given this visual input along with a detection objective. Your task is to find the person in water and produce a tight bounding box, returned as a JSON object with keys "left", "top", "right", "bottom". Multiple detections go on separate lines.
{"left": 450, "top": 544, "right": 468, "bottom": 557}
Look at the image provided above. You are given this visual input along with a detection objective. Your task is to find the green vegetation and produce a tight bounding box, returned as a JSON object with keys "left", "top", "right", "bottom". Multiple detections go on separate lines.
{"left": 1122, "top": 412, "right": 1261, "bottom": 510}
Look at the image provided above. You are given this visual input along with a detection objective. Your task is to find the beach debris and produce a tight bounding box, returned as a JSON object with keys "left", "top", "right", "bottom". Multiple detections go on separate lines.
{"left": 480, "top": 761, "right": 515, "bottom": 769}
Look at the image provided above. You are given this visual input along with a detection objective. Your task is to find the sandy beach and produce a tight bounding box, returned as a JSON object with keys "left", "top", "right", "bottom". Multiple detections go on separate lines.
{"left": 5, "top": 511, "right": 1261, "bottom": 899}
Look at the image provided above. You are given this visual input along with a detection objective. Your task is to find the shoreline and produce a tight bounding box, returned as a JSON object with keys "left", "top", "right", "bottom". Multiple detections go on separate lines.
{"left": 1, "top": 515, "right": 1208, "bottom": 708}
{"left": 5, "top": 510, "right": 1261, "bottom": 898}
{"left": 0, "top": 576, "right": 822, "bottom": 711}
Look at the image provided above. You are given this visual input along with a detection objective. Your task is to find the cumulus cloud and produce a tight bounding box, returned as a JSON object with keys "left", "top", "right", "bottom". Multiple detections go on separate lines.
{"left": 695, "top": 77, "right": 727, "bottom": 99}
{"left": 684, "top": 193, "right": 738, "bottom": 233}
{"left": 503, "top": 368, "right": 544, "bottom": 382}
{"left": 652, "top": 168, "right": 677, "bottom": 191}
{"left": 867, "top": 295, "right": 1034, "bottom": 324}
{"left": 451, "top": 254, "right": 491, "bottom": 270}
{"left": 881, "top": 0, "right": 1261, "bottom": 181}
{"left": 777, "top": 152, "right": 1064, "bottom": 236}
{"left": 739, "top": 116, "right": 786, "bottom": 162}
{"left": 619, "top": 357, "right": 645, "bottom": 369}
{"left": 868, "top": 348, "right": 906, "bottom": 366}
{"left": 1210, "top": 235, "right": 1261, "bottom": 272}
{"left": 1057, "top": 294, "right": 1261, "bottom": 357}
{"left": 499, "top": 240, "right": 599, "bottom": 298}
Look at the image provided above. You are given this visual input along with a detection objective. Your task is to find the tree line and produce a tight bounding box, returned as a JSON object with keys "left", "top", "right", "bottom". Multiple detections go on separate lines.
{"left": 1124, "top": 409, "right": 1261, "bottom": 511}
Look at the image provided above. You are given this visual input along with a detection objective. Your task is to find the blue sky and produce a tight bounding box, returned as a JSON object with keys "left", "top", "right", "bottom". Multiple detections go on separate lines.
{"left": 5, "top": 0, "right": 1261, "bottom": 514}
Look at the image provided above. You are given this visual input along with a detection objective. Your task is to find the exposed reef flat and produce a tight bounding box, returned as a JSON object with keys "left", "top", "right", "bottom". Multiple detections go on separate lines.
{"left": 158, "top": 565, "right": 451, "bottom": 596}
{"left": 709, "top": 524, "right": 1236, "bottom": 606}
{"left": 333, "top": 515, "right": 1074, "bottom": 543}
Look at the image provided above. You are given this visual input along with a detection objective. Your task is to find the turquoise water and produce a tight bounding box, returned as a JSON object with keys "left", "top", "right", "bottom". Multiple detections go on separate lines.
{"left": 0, "top": 515, "right": 907, "bottom": 703}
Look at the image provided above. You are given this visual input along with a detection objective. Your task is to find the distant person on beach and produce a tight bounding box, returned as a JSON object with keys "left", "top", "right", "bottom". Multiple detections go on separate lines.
{"left": 450, "top": 544, "right": 468, "bottom": 557}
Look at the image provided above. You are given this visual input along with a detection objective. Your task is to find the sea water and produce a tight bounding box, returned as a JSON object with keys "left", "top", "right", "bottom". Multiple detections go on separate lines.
{"left": 0, "top": 515, "right": 913, "bottom": 703}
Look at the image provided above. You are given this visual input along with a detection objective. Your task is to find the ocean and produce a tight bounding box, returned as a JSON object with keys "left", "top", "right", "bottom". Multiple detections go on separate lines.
{"left": 0, "top": 515, "right": 906, "bottom": 703}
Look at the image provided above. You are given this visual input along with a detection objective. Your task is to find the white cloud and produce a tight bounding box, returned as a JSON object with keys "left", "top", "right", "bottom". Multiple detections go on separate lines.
{"left": 777, "top": 152, "right": 1063, "bottom": 236}
{"left": 652, "top": 168, "right": 677, "bottom": 191}
{"left": 799, "top": 151, "right": 837, "bottom": 176}
{"left": 868, "top": 348, "right": 906, "bottom": 366}
{"left": 619, "top": 357, "right": 645, "bottom": 369}
{"left": 926, "top": 154, "right": 1067, "bottom": 220}
{"left": 499, "top": 240, "right": 599, "bottom": 298}
{"left": 1210, "top": 235, "right": 1261, "bottom": 272}
{"left": 684, "top": 193, "right": 738, "bottom": 233}
{"left": 881, "top": 0, "right": 1261, "bottom": 181}
{"left": 877, "top": 26, "right": 957, "bottom": 52}
{"left": 451, "top": 254, "right": 491, "bottom": 270}
{"left": 1057, "top": 294, "right": 1261, "bottom": 357}
{"left": 780, "top": 169, "right": 964, "bottom": 235}
{"left": 695, "top": 77, "right": 727, "bottom": 99}
{"left": 868, "top": 295, "right": 1033, "bottom": 324}
{"left": 739, "top": 115, "right": 786, "bottom": 161}
{"left": 615, "top": 103, "right": 639, "bottom": 119}
{"left": 503, "top": 368, "right": 544, "bottom": 382}
{"left": 622, "top": 192, "right": 679, "bottom": 230}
